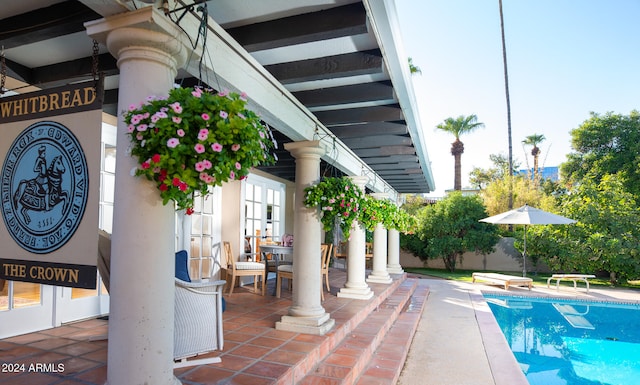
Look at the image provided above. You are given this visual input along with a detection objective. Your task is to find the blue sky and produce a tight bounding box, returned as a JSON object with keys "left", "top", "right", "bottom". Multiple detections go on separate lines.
{"left": 395, "top": 0, "right": 640, "bottom": 196}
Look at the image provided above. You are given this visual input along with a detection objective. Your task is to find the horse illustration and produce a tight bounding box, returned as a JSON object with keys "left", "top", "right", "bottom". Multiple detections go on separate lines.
{"left": 13, "top": 155, "right": 69, "bottom": 224}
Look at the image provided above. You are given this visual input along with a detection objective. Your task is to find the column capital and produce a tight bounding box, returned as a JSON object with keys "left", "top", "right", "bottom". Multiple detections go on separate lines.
{"left": 348, "top": 175, "right": 369, "bottom": 190}
{"left": 284, "top": 140, "right": 325, "bottom": 159}
{"left": 370, "top": 192, "right": 390, "bottom": 200}
{"left": 86, "top": 6, "right": 187, "bottom": 69}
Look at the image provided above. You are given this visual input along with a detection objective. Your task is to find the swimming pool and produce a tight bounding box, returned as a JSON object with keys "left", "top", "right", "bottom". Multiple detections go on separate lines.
{"left": 484, "top": 294, "right": 640, "bottom": 385}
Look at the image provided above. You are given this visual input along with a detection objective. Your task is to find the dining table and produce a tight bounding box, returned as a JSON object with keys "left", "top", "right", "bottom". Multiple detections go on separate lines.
{"left": 259, "top": 244, "right": 293, "bottom": 295}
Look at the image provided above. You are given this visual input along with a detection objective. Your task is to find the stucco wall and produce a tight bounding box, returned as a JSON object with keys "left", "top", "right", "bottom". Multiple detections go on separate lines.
{"left": 399, "top": 237, "right": 551, "bottom": 273}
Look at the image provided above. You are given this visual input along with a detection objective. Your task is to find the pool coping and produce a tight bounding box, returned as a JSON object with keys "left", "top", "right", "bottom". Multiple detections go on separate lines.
{"left": 471, "top": 283, "right": 640, "bottom": 385}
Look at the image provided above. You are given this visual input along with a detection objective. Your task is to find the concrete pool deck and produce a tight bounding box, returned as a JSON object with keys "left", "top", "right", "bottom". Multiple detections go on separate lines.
{"left": 398, "top": 276, "right": 640, "bottom": 385}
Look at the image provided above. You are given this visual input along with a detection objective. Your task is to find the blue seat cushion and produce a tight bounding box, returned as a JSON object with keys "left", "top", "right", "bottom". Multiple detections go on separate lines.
{"left": 175, "top": 250, "right": 191, "bottom": 282}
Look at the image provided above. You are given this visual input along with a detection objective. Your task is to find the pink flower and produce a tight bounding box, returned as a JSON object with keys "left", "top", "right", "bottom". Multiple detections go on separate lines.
{"left": 192, "top": 89, "right": 202, "bottom": 97}
{"left": 195, "top": 162, "right": 206, "bottom": 172}
{"left": 167, "top": 138, "right": 180, "bottom": 148}
{"left": 172, "top": 116, "right": 182, "bottom": 124}
{"left": 136, "top": 124, "right": 148, "bottom": 132}
{"left": 131, "top": 115, "right": 142, "bottom": 124}
{"left": 176, "top": 129, "right": 185, "bottom": 137}
{"left": 201, "top": 113, "right": 210, "bottom": 121}
{"left": 235, "top": 162, "right": 242, "bottom": 170}
{"left": 202, "top": 159, "right": 212, "bottom": 169}
{"left": 170, "top": 102, "right": 182, "bottom": 114}
{"left": 194, "top": 143, "right": 205, "bottom": 154}
{"left": 211, "top": 143, "right": 223, "bottom": 152}
{"left": 219, "top": 111, "right": 228, "bottom": 119}
{"left": 136, "top": 133, "right": 144, "bottom": 141}
{"left": 240, "top": 92, "right": 248, "bottom": 101}
{"left": 231, "top": 144, "right": 241, "bottom": 151}
{"left": 218, "top": 90, "right": 229, "bottom": 97}
{"left": 237, "top": 113, "right": 246, "bottom": 120}
{"left": 128, "top": 104, "right": 137, "bottom": 111}
{"left": 198, "top": 129, "right": 209, "bottom": 141}
{"left": 230, "top": 171, "right": 235, "bottom": 180}
{"left": 127, "top": 124, "right": 135, "bottom": 133}
{"left": 199, "top": 172, "right": 209, "bottom": 181}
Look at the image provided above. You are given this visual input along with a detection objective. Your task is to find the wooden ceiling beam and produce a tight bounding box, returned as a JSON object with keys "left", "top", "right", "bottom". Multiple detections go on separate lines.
{"left": 226, "top": 2, "right": 368, "bottom": 52}
{"left": 316, "top": 104, "right": 403, "bottom": 126}
{"left": 0, "top": 2, "right": 101, "bottom": 49}
{"left": 293, "top": 81, "right": 394, "bottom": 108}
{"left": 265, "top": 49, "right": 383, "bottom": 85}
{"left": 329, "top": 122, "right": 407, "bottom": 138}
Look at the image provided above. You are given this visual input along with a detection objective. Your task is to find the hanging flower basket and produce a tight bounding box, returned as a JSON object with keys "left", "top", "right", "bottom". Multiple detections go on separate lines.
{"left": 303, "top": 176, "right": 365, "bottom": 239}
{"left": 123, "top": 86, "right": 277, "bottom": 214}
{"left": 360, "top": 195, "right": 417, "bottom": 234}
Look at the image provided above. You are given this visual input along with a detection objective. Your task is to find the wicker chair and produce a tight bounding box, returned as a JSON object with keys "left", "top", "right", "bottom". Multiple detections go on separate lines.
{"left": 174, "top": 277, "right": 226, "bottom": 368}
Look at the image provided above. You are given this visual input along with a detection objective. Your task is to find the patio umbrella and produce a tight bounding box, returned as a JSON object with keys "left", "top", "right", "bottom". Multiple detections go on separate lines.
{"left": 480, "top": 204, "right": 576, "bottom": 277}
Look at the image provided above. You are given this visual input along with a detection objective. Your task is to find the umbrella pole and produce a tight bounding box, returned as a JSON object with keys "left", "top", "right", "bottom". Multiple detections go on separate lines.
{"left": 522, "top": 225, "right": 527, "bottom": 277}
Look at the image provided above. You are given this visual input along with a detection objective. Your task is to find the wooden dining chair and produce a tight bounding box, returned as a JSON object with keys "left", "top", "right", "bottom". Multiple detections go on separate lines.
{"left": 277, "top": 244, "right": 332, "bottom": 301}
{"left": 320, "top": 243, "right": 333, "bottom": 300}
{"left": 222, "top": 241, "right": 266, "bottom": 296}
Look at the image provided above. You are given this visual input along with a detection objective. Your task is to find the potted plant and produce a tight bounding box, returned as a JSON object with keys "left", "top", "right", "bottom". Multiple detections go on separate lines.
{"left": 303, "top": 176, "right": 365, "bottom": 239}
{"left": 123, "top": 85, "right": 277, "bottom": 214}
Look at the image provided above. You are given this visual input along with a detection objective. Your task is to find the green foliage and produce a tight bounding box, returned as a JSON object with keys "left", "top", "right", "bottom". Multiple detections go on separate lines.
{"left": 412, "top": 192, "right": 499, "bottom": 272}
{"left": 436, "top": 114, "right": 485, "bottom": 140}
{"left": 529, "top": 174, "right": 640, "bottom": 283}
{"left": 480, "top": 174, "right": 556, "bottom": 217}
{"left": 561, "top": 110, "right": 640, "bottom": 197}
{"left": 303, "top": 177, "right": 364, "bottom": 239}
{"left": 469, "top": 153, "right": 520, "bottom": 190}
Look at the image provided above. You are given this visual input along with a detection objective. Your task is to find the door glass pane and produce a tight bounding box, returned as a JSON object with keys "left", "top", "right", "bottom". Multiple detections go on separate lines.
{"left": 0, "top": 280, "right": 7, "bottom": 311}
{"left": 13, "top": 281, "right": 41, "bottom": 308}
{"left": 203, "top": 194, "right": 213, "bottom": 214}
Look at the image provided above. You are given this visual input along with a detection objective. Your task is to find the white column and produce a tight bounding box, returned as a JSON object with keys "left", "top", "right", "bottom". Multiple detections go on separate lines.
{"left": 387, "top": 228, "right": 404, "bottom": 274}
{"left": 337, "top": 176, "right": 373, "bottom": 300}
{"left": 367, "top": 193, "right": 392, "bottom": 284}
{"left": 276, "top": 141, "right": 335, "bottom": 335}
{"left": 87, "top": 8, "right": 187, "bottom": 385}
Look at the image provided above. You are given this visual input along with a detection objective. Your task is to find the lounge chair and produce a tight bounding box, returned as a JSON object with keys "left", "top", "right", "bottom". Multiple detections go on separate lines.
{"left": 472, "top": 272, "right": 533, "bottom": 290}
{"left": 547, "top": 274, "right": 596, "bottom": 292}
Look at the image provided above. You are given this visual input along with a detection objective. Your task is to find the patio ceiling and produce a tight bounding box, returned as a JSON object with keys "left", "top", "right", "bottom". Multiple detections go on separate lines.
{"left": 0, "top": 0, "right": 435, "bottom": 195}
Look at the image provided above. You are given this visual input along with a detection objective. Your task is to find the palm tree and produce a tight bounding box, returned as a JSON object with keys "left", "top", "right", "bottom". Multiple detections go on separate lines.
{"left": 522, "top": 133, "right": 546, "bottom": 184}
{"left": 436, "top": 115, "right": 485, "bottom": 191}
{"left": 408, "top": 57, "right": 422, "bottom": 75}
{"left": 498, "top": 0, "right": 513, "bottom": 210}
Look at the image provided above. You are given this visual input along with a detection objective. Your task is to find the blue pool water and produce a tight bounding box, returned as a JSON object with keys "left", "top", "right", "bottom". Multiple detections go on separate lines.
{"left": 484, "top": 294, "right": 640, "bottom": 385}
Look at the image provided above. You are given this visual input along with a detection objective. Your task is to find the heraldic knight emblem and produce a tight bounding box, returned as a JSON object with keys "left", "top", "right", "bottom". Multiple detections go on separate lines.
{"left": 13, "top": 145, "right": 69, "bottom": 224}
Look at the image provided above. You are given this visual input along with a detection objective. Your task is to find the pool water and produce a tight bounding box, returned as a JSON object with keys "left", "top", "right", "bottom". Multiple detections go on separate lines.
{"left": 484, "top": 294, "right": 640, "bottom": 385}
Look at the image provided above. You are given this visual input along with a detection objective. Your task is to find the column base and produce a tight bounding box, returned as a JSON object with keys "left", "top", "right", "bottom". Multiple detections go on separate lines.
{"left": 366, "top": 272, "right": 393, "bottom": 284}
{"left": 337, "top": 286, "right": 374, "bottom": 300}
{"left": 106, "top": 376, "right": 181, "bottom": 385}
{"left": 387, "top": 264, "right": 405, "bottom": 274}
{"left": 276, "top": 313, "right": 335, "bottom": 335}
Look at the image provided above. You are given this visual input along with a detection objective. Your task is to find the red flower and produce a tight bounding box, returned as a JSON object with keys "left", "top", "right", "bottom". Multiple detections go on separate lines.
{"left": 178, "top": 182, "right": 188, "bottom": 192}
{"left": 186, "top": 208, "right": 194, "bottom": 215}
{"left": 151, "top": 154, "right": 161, "bottom": 163}
{"left": 141, "top": 161, "right": 150, "bottom": 169}
{"left": 159, "top": 184, "right": 168, "bottom": 191}
{"left": 172, "top": 177, "right": 181, "bottom": 186}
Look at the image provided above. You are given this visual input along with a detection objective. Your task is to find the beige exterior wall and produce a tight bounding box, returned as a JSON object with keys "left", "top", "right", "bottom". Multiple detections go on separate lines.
{"left": 400, "top": 237, "right": 551, "bottom": 274}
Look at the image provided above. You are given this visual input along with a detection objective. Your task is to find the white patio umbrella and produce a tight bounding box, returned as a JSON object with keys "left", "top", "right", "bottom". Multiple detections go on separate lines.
{"left": 480, "top": 204, "right": 576, "bottom": 277}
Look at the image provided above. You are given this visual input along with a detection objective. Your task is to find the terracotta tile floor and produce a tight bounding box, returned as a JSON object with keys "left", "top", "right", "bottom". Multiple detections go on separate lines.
{"left": 0, "top": 269, "right": 426, "bottom": 385}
